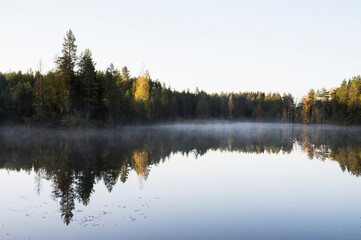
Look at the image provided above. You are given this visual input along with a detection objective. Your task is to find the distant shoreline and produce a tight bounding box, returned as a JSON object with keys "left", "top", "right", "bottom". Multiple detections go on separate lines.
{"left": 1, "top": 30, "right": 361, "bottom": 125}
{"left": 0, "top": 120, "right": 358, "bottom": 131}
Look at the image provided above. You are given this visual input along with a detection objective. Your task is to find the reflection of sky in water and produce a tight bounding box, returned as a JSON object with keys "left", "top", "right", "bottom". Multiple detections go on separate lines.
{"left": 1, "top": 147, "right": 361, "bottom": 240}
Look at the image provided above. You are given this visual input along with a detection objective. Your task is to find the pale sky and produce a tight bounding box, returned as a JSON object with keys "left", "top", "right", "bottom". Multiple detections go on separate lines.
{"left": 1, "top": 0, "right": 361, "bottom": 98}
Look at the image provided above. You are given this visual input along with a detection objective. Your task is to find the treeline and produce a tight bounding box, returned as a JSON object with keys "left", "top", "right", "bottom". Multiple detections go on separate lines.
{"left": 0, "top": 30, "right": 361, "bottom": 125}
{"left": 298, "top": 77, "right": 361, "bottom": 124}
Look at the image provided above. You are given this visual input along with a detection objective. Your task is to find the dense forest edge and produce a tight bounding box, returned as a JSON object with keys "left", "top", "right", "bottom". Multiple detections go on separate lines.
{"left": 1, "top": 30, "right": 361, "bottom": 126}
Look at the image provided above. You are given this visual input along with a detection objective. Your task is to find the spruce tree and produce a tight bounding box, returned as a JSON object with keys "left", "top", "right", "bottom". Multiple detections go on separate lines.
{"left": 56, "top": 29, "right": 77, "bottom": 113}
{"left": 78, "top": 49, "right": 97, "bottom": 120}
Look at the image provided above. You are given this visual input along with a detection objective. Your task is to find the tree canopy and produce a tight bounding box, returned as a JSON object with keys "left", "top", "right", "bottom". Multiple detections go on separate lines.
{"left": 0, "top": 30, "right": 360, "bottom": 126}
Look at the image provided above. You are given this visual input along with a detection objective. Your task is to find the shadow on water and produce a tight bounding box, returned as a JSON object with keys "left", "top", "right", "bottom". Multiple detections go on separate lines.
{"left": 1, "top": 123, "right": 361, "bottom": 225}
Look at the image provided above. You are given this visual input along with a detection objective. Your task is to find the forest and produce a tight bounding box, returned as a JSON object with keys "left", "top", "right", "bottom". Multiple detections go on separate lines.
{"left": 1, "top": 30, "right": 361, "bottom": 126}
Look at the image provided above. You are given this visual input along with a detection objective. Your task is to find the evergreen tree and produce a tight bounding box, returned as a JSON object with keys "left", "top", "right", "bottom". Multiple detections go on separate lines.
{"left": 33, "top": 70, "right": 44, "bottom": 120}
{"left": 56, "top": 29, "right": 77, "bottom": 113}
{"left": 103, "top": 64, "right": 122, "bottom": 122}
{"left": 120, "top": 66, "right": 131, "bottom": 92}
{"left": 78, "top": 49, "right": 97, "bottom": 120}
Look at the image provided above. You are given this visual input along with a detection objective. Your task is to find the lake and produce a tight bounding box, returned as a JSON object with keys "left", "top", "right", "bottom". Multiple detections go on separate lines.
{"left": 0, "top": 123, "right": 361, "bottom": 239}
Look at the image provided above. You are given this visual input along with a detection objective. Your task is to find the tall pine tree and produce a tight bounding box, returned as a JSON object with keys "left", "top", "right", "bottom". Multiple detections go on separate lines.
{"left": 78, "top": 49, "right": 97, "bottom": 120}
{"left": 56, "top": 29, "right": 77, "bottom": 113}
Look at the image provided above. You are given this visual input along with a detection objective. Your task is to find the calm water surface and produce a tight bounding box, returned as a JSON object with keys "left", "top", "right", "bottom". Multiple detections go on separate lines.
{"left": 0, "top": 123, "right": 361, "bottom": 239}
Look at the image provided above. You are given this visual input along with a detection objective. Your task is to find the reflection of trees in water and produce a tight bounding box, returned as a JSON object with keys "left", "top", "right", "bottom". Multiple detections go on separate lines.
{"left": 52, "top": 170, "right": 76, "bottom": 225}
{"left": 133, "top": 151, "right": 150, "bottom": 180}
{"left": 0, "top": 124, "right": 361, "bottom": 224}
{"left": 294, "top": 126, "right": 361, "bottom": 176}
{"left": 331, "top": 146, "right": 361, "bottom": 175}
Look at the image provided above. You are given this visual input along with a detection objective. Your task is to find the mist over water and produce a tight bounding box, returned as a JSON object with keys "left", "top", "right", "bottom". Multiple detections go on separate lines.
{"left": 1, "top": 123, "right": 361, "bottom": 239}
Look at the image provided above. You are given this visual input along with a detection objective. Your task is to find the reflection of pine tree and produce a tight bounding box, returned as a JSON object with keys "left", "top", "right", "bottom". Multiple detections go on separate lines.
{"left": 103, "top": 169, "right": 120, "bottom": 193}
{"left": 52, "top": 170, "right": 76, "bottom": 225}
{"left": 34, "top": 169, "right": 45, "bottom": 196}
{"left": 76, "top": 171, "right": 95, "bottom": 206}
{"left": 120, "top": 163, "right": 130, "bottom": 183}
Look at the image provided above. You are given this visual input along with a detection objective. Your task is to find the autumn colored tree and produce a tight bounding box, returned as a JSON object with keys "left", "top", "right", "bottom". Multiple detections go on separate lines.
{"left": 302, "top": 89, "right": 315, "bottom": 123}
{"left": 134, "top": 71, "right": 150, "bottom": 102}
{"left": 228, "top": 94, "right": 234, "bottom": 119}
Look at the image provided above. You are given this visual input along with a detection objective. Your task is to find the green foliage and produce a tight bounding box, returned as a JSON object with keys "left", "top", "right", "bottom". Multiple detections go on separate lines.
{"left": 78, "top": 49, "right": 98, "bottom": 120}
{"left": 297, "top": 76, "right": 361, "bottom": 124}
{"left": 1, "top": 30, "right": 361, "bottom": 125}
{"left": 56, "top": 29, "right": 77, "bottom": 113}
{"left": 101, "top": 64, "right": 122, "bottom": 122}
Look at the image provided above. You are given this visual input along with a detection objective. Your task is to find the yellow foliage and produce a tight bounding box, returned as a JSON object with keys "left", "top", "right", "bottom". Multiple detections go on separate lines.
{"left": 228, "top": 94, "right": 234, "bottom": 118}
{"left": 133, "top": 151, "right": 149, "bottom": 179}
{"left": 134, "top": 74, "right": 149, "bottom": 102}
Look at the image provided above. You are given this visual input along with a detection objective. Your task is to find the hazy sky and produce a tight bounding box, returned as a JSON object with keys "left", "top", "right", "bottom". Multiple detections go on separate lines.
{"left": 1, "top": 0, "right": 361, "bottom": 98}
